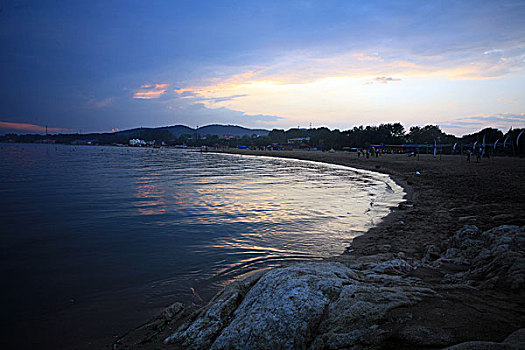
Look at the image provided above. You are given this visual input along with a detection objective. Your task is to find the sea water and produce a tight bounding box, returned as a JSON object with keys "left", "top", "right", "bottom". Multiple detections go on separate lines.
{"left": 0, "top": 143, "right": 403, "bottom": 348}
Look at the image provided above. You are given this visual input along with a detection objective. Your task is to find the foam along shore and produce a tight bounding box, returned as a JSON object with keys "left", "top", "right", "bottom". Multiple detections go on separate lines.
{"left": 116, "top": 151, "right": 525, "bottom": 349}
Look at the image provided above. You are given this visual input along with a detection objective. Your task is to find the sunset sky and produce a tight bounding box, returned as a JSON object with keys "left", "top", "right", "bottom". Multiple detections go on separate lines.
{"left": 1, "top": 1, "right": 524, "bottom": 135}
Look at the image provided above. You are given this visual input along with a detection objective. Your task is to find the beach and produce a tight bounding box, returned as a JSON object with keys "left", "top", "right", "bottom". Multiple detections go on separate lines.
{"left": 118, "top": 151, "right": 525, "bottom": 349}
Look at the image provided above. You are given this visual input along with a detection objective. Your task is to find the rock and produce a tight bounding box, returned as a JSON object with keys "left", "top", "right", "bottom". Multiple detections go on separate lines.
{"left": 379, "top": 244, "right": 391, "bottom": 253}
{"left": 444, "top": 341, "right": 511, "bottom": 349}
{"left": 211, "top": 263, "right": 347, "bottom": 349}
{"left": 423, "top": 245, "right": 441, "bottom": 262}
{"left": 444, "top": 328, "right": 525, "bottom": 349}
{"left": 369, "top": 258, "right": 413, "bottom": 275}
{"left": 164, "top": 272, "right": 264, "bottom": 348}
{"left": 503, "top": 328, "right": 525, "bottom": 346}
{"left": 395, "top": 325, "right": 456, "bottom": 347}
{"left": 437, "top": 225, "right": 525, "bottom": 290}
{"left": 161, "top": 302, "right": 184, "bottom": 321}
{"left": 165, "top": 261, "right": 435, "bottom": 349}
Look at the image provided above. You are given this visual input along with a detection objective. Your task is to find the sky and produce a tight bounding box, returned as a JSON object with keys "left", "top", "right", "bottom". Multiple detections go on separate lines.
{"left": 1, "top": 0, "right": 524, "bottom": 136}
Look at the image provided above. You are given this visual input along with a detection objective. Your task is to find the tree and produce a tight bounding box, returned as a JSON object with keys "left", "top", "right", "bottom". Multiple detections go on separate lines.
{"left": 461, "top": 127, "right": 503, "bottom": 144}
{"left": 407, "top": 125, "right": 449, "bottom": 144}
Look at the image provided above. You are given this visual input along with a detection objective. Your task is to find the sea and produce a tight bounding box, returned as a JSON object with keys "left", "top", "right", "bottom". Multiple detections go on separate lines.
{"left": 0, "top": 143, "right": 404, "bottom": 348}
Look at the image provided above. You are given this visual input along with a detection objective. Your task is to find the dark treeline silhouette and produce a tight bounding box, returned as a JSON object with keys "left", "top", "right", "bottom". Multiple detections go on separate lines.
{"left": 1, "top": 123, "right": 524, "bottom": 156}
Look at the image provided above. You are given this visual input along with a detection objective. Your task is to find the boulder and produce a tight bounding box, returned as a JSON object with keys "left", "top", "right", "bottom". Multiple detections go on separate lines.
{"left": 444, "top": 328, "right": 525, "bottom": 350}
{"left": 438, "top": 225, "right": 525, "bottom": 290}
{"left": 165, "top": 260, "right": 435, "bottom": 349}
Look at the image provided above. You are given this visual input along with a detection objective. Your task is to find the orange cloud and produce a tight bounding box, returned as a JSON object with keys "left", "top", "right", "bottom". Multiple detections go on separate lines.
{"left": 398, "top": 61, "right": 417, "bottom": 68}
{"left": 133, "top": 83, "right": 169, "bottom": 99}
{"left": 353, "top": 53, "right": 381, "bottom": 61}
{"left": 0, "top": 121, "right": 72, "bottom": 133}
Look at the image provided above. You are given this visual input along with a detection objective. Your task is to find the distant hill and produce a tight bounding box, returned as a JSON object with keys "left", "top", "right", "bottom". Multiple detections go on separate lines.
{"left": 195, "top": 124, "right": 269, "bottom": 137}
{"left": 117, "top": 124, "right": 269, "bottom": 137}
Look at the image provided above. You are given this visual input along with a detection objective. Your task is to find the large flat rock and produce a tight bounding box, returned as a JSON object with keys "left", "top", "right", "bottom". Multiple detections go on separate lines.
{"left": 166, "top": 260, "right": 434, "bottom": 349}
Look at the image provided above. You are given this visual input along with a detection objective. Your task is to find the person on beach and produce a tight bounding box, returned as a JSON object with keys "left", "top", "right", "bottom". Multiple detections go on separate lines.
{"left": 466, "top": 150, "right": 471, "bottom": 162}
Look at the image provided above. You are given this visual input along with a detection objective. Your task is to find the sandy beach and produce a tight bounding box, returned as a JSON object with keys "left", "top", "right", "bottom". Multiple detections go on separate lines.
{"left": 117, "top": 150, "right": 525, "bottom": 349}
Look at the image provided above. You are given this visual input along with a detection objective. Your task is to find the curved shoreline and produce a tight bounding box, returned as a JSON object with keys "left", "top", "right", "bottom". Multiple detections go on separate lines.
{"left": 117, "top": 150, "right": 525, "bottom": 349}
{"left": 215, "top": 150, "right": 419, "bottom": 260}
{"left": 216, "top": 150, "right": 408, "bottom": 253}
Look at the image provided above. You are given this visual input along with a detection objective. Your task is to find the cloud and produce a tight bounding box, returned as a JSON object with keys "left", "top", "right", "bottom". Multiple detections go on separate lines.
{"left": 398, "top": 61, "right": 417, "bottom": 68}
{"left": 0, "top": 121, "right": 73, "bottom": 133}
{"left": 440, "top": 113, "right": 525, "bottom": 135}
{"left": 173, "top": 88, "right": 199, "bottom": 99}
{"left": 133, "top": 83, "right": 169, "bottom": 99}
{"left": 373, "top": 76, "right": 401, "bottom": 84}
{"left": 84, "top": 97, "right": 114, "bottom": 109}
{"left": 496, "top": 98, "right": 517, "bottom": 103}
{"left": 174, "top": 88, "right": 194, "bottom": 95}
{"left": 466, "top": 113, "right": 525, "bottom": 124}
{"left": 484, "top": 49, "right": 504, "bottom": 55}
{"left": 353, "top": 53, "right": 382, "bottom": 62}
{"left": 208, "top": 94, "right": 248, "bottom": 103}
{"left": 243, "top": 113, "right": 283, "bottom": 123}
{"left": 153, "top": 42, "right": 524, "bottom": 112}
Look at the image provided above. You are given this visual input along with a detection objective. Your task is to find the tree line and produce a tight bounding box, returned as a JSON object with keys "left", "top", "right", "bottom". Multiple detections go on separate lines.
{"left": 1, "top": 123, "right": 524, "bottom": 155}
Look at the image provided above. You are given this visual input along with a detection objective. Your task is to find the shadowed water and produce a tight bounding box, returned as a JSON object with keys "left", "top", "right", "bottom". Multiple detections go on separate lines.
{"left": 0, "top": 144, "right": 403, "bottom": 348}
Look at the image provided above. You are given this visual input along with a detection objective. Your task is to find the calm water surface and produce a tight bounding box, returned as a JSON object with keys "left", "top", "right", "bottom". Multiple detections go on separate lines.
{"left": 0, "top": 143, "right": 403, "bottom": 348}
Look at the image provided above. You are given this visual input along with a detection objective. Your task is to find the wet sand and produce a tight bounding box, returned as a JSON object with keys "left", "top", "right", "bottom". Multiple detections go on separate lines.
{"left": 117, "top": 150, "right": 525, "bottom": 349}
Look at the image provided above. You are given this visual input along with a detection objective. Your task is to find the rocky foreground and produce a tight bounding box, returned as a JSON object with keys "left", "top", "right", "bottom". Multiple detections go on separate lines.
{"left": 116, "top": 153, "right": 524, "bottom": 349}
{"left": 117, "top": 225, "right": 524, "bottom": 349}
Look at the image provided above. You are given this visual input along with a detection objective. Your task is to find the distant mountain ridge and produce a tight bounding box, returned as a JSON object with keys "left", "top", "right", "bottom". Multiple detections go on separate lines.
{"left": 116, "top": 124, "right": 270, "bottom": 137}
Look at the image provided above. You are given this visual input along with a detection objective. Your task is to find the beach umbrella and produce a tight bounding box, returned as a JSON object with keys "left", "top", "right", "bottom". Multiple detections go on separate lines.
{"left": 453, "top": 142, "right": 458, "bottom": 152}
{"left": 504, "top": 127, "right": 513, "bottom": 148}
{"left": 518, "top": 130, "right": 524, "bottom": 148}
{"left": 473, "top": 141, "right": 477, "bottom": 151}
{"left": 504, "top": 135, "right": 510, "bottom": 148}
{"left": 493, "top": 139, "right": 499, "bottom": 150}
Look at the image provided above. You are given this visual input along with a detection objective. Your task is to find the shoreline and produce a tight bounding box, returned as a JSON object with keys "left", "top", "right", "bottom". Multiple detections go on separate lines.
{"left": 217, "top": 150, "right": 523, "bottom": 258}
{"left": 117, "top": 150, "right": 525, "bottom": 349}
{"left": 214, "top": 150, "right": 413, "bottom": 256}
